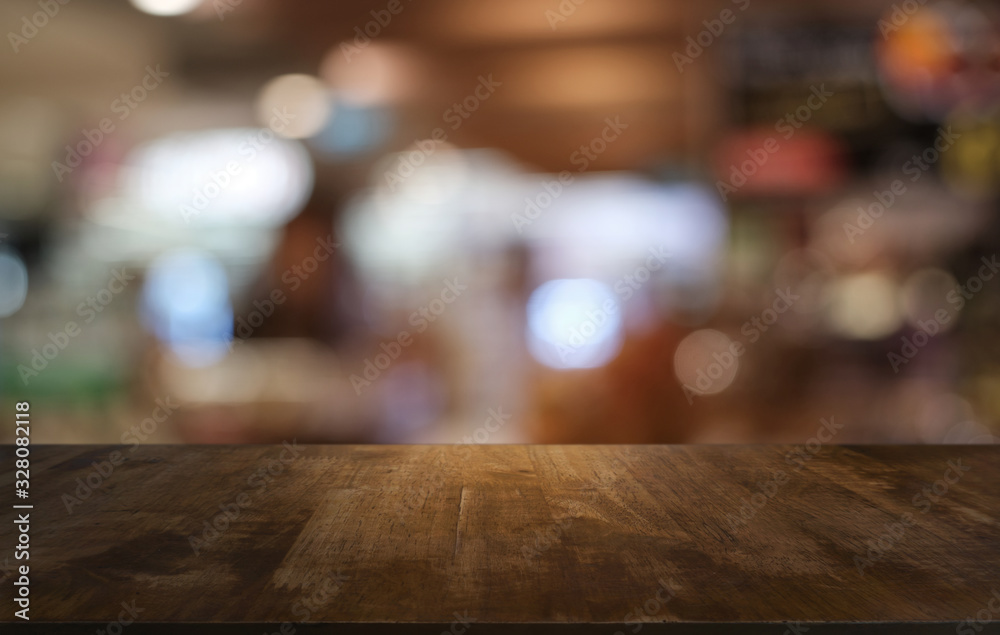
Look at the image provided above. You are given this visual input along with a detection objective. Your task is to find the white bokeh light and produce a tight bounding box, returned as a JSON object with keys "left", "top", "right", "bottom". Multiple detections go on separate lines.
{"left": 130, "top": 0, "right": 203, "bottom": 16}
{"left": 527, "top": 278, "right": 624, "bottom": 370}
{"left": 826, "top": 272, "right": 902, "bottom": 340}
{"left": 523, "top": 177, "right": 728, "bottom": 281}
{"left": 124, "top": 128, "right": 313, "bottom": 227}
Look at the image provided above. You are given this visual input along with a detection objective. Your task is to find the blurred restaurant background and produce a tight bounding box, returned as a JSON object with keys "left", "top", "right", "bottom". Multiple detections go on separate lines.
{"left": 1, "top": 0, "right": 1000, "bottom": 445}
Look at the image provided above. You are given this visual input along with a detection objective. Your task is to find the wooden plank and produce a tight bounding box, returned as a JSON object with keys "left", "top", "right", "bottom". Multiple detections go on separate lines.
{"left": 1, "top": 444, "right": 998, "bottom": 633}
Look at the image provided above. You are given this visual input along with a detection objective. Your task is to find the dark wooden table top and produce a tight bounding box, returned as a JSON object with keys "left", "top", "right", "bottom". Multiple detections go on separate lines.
{"left": 2, "top": 444, "right": 999, "bottom": 634}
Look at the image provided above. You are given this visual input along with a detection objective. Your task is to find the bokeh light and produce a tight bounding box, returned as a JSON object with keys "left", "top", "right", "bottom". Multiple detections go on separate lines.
{"left": 899, "top": 267, "right": 959, "bottom": 332}
{"left": 129, "top": 0, "right": 204, "bottom": 16}
{"left": 6, "top": 0, "right": 1000, "bottom": 449}
{"left": 140, "top": 250, "right": 233, "bottom": 367}
{"left": 311, "top": 97, "right": 392, "bottom": 158}
{"left": 825, "top": 272, "right": 902, "bottom": 340}
{"left": 123, "top": 128, "right": 314, "bottom": 226}
{"left": 0, "top": 249, "right": 29, "bottom": 317}
{"left": 673, "top": 329, "right": 739, "bottom": 396}
{"left": 255, "top": 74, "right": 332, "bottom": 139}
{"left": 527, "top": 278, "right": 624, "bottom": 370}
{"left": 523, "top": 177, "right": 728, "bottom": 283}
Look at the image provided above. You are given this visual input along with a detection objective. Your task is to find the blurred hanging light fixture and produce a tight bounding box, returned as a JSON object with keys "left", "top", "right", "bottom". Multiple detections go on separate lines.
{"left": 129, "top": 0, "right": 204, "bottom": 17}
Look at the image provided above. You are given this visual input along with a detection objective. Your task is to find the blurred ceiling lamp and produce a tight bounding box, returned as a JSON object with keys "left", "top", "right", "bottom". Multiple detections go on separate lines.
{"left": 673, "top": 329, "right": 739, "bottom": 396}
{"left": 141, "top": 250, "right": 232, "bottom": 367}
{"left": 123, "top": 128, "right": 313, "bottom": 226}
{"left": 130, "top": 0, "right": 204, "bottom": 16}
{"left": 825, "top": 272, "right": 902, "bottom": 340}
{"left": 527, "top": 278, "right": 624, "bottom": 370}
{"left": 255, "top": 74, "right": 332, "bottom": 139}
{"left": 0, "top": 249, "right": 29, "bottom": 318}
{"left": 320, "top": 43, "right": 426, "bottom": 106}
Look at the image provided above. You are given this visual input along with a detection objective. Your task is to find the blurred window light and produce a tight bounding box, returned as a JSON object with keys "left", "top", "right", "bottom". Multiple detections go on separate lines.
{"left": 130, "top": 0, "right": 204, "bottom": 16}
{"left": 343, "top": 148, "right": 523, "bottom": 285}
{"left": 673, "top": 329, "right": 739, "bottom": 396}
{"left": 140, "top": 250, "right": 233, "bottom": 367}
{"left": 825, "top": 272, "right": 903, "bottom": 340}
{"left": 527, "top": 278, "right": 623, "bottom": 370}
{"left": 255, "top": 74, "right": 332, "bottom": 140}
{"left": 0, "top": 249, "right": 29, "bottom": 317}
{"left": 523, "top": 176, "right": 728, "bottom": 283}
{"left": 388, "top": 143, "right": 471, "bottom": 207}
{"left": 123, "top": 128, "right": 313, "bottom": 227}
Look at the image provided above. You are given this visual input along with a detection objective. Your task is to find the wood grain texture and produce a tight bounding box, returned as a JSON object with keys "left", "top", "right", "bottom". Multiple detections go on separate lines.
{"left": 1, "top": 444, "right": 999, "bottom": 631}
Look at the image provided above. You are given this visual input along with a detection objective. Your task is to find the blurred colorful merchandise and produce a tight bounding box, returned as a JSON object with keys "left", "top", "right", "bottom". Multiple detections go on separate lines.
{"left": 876, "top": 0, "right": 1000, "bottom": 120}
